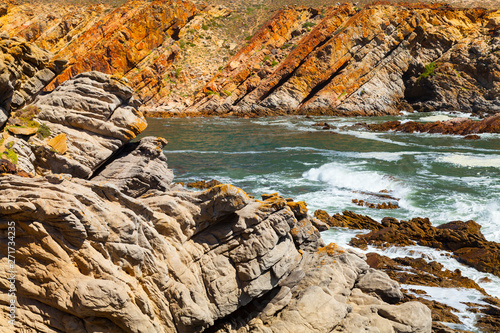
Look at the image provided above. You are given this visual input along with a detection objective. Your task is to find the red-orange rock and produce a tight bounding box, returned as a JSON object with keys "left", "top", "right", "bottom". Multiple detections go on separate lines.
{"left": 367, "top": 114, "right": 500, "bottom": 135}
{"left": 350, "top": 217, "right": 500, "bottom": 277}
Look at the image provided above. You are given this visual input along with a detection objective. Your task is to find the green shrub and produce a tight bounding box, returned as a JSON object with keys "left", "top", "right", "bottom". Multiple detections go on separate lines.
{"left": 419, "top": 62, "right": 436, "bottom": 80}
{"left": 271, "top": 60, "right": 278, "bottom": 67}
{"left": 175, "top": 68, "right": 182, "bottom": 78}
{"left": 302, "top": 22, "right": 316, "bottom": 29}
{"left": 2, "top": 149, "right": 18, "bottom": 164}
{"left": 37, "top": 123, "right": 51, "bottom": 138}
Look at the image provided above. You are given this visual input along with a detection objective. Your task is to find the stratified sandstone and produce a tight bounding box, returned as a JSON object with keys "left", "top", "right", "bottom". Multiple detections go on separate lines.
{"left": 32, "top": 71, "right": 147, "bottom": 178}
{"left": 0, "top": 73, "right": 432, "bottom": 332}
{"left": 1, "top": 1, "right": 498, "bottom": 116}
{"left": 0, "top": 0, "right": 234, "bottom": 113}
{"left": 0, "top": 153, "right": 432, "bottom": 333}
{"left": 188, "top": 3, "right": 500, "bottom": 116}
{"left": 0, "top": 71, "right": 146, "bottom": 179}
{"left": 0, "top": 35, "right": 66, "bottom": 126}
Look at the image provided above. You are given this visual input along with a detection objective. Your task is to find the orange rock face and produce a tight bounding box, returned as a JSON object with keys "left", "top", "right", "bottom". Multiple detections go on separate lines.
{"left": 1, "top": 1, "right": 498, "bottom": 116}
{"left": 0, "top": 0, "right": 198, "bottom": 108}
{"left": 188, "top": 3, "right": 500, "bottom": 116}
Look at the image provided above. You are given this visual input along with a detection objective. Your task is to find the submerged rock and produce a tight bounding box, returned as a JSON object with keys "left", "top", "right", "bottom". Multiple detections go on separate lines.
{"left": 346, "top": 215, "right": 500, "bottom": 278}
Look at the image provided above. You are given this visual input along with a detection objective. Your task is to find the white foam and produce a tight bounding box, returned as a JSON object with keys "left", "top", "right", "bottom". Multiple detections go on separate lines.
{"left": 420, "top": 115, "right": 453, "bottom": 122}
{"left": 163, "top": 149, "right": 272, "bottom": 155}
{"left": 322, "top": 228, "right": 500, "bottom": 300}
{"left": 440, "top": 154, "right": 500, "bottom": 168}
{"left": 343, "top": 130, "right": 411, "bottom": 147}
{"left": 342, "top": 151, "right": 421, "bottom": 162}
{"left": 303, "top": 162, "right": 405, "bottom": 194}
{"left": 402, "top": 285, "right": 485, "bottom": 330}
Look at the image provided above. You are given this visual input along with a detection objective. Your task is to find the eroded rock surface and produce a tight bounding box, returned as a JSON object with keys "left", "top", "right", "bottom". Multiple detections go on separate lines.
{"left": 0, "top": 35, "right": 66, "bottom": 126}
{"left": 0, "top": 74, "right": 432, "bottom": 331}
{"left": 31, "top": 71, "right": 147, "bottom": 178}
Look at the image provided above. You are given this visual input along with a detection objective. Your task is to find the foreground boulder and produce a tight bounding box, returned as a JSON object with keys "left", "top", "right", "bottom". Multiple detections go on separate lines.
{"left": 0, "top": 96, "right": 431, "bottom": 332}
{"left": 0, "top": 168, "right": 432, "bottom": 332}
{"left": 0, "top": 71, "right": 147, "bottom": 179}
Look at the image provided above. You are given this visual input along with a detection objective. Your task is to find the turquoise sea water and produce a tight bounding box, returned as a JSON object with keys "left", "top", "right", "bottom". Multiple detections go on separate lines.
{"left": 139, "top": 112, "right": 500, "bottom": 241}
{"left": 138, "top": 112, "right": 500, "bottom": 331}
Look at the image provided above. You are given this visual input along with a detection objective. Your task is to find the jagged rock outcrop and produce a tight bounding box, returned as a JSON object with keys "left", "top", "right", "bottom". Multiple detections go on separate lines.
{"left": 320, "top": 210, "right": 500, "bottom": 278}
{"left": 0, "top": 34, "right": 66, "bottom": 126}
{"left": 93, "top": 136, "right": 174, "bottom": 197}
{"left": 0, "top": 0, "right": 233, "bottom": 111}
{"left": 0, "top": 74, "right": 432, "bottom": 332}
{"left": 187, "top": 3, "right": 500, "bottom": 116}
{"left": 0, "top": 158, "right": 432, "bottom": 333}
{"left": 364, "top": 113, "right": 500, "bottom": 135}
{"left": 0, "top": 71, "right": 146, "bottom": 179}
{"left": 1, "top": 1, "right": 498, "bottom": 116}
{"left": 31, "top": 71, "right": 146, "bottom": 178}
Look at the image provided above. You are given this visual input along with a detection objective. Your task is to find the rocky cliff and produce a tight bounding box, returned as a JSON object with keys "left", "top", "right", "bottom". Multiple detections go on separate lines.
{"left": 189, "top": 3, "right": 500, "bottom": 116}
{"left": 0, "top": 1, "right": 498, "bottom": 117}
{"left": 0, "top": 72, "right": 433, "bottom": 332}
{"left": 0, "top": 0, "right": 233, "bottom": 113}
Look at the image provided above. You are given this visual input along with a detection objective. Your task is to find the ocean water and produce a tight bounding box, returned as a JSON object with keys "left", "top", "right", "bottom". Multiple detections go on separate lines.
{"left": 137, "top": 112, "right": 500, "bottom": 331}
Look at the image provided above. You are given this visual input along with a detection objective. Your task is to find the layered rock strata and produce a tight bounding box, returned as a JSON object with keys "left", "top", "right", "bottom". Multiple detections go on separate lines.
{"left": 2, "top": 1, "right": 499, "bottom": 116}
{"left": 0, "top": 35, "right": 66, "bottom": 126}
{"left": 188, "top": 3, "right": 500, "bottom": 116}
{"left": 0, "top": 71, "right": 146, "bottom": 179}
{"left": 0, "top": 72, "right": 432, "bottom": 332}
{"left": 0, "top": 0, "right": 232, "bottom": 111}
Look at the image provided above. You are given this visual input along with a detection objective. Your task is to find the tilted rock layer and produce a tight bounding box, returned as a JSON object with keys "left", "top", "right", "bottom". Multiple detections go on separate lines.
{"left": 0, "top": 0, "right": 234, "bottom": 112}
{"left": 1, "top": 1, "right": 499, "bottom": 116}
{"left": 0, "top": 34, "right": 65, "bottom": 126}
{"left": 188, "top": 3, "right": 500, "bottom": 116}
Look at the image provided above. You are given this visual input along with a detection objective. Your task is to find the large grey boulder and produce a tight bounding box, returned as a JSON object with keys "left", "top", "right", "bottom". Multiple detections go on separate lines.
{"left": 92, "top": 136, "right": 174, "bottom": 197}
{"left": 355, "top": 268, "right": 404, "bottom": 303}
{"left": 31, "top": 71, "right": 147, "bottom": 178}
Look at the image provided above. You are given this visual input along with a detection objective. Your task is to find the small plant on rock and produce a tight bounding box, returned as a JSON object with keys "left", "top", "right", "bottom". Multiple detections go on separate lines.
{"left": 37, "top": 123, "right": 51, "bottom": 139}
{"left": 419, "top": 62, "right": 437, "bottom": 80}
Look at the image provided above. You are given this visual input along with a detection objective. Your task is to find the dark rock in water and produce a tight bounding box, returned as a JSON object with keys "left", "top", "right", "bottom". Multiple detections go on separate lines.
{"left": 366, "top": 114, "right": 500, "bottom": 136}
{"left": 315, "top": 209, "right": 384, "bottom": 230}
{"left": 464, "top": 134, "right": 481, "bottom": 140}
{"left": 350, "top": 217, "right": 500, "bottom": 277}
